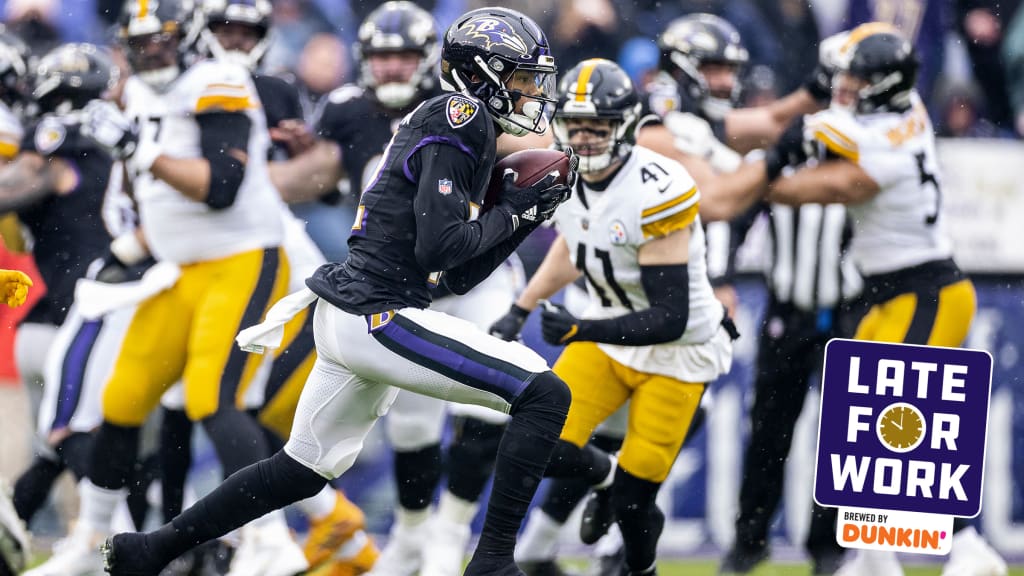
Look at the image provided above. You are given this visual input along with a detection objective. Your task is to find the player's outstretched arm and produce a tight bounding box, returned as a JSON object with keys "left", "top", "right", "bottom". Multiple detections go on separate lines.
{"left": 766, "top": 160, "right": 880, "bottom": 206}
{"left": 0, "top": 152, "right": 75, "bottom": 213}
{"left": 269, "top": 140, "right": 344, "bottom": 203}
{"left": 723, "top": 89, "right": 821, "bottom": 154}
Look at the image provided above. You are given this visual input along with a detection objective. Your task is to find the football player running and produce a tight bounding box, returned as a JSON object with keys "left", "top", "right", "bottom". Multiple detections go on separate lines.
{"left": 742, "top": 24, "right": 1007, "bottom": 576}
{"left": 103, "top": 7, "right": 574, "bottom": 576}
{"left": 38, "top": 0, "right": 304, "bottom": 574}
{"left": 491, "top": 58, "right": 735, "bottom": 576}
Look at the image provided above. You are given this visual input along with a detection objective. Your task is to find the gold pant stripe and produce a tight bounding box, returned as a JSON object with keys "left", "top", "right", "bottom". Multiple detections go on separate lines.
{"left": 555, "top": 341, "right": 705, "bottom": 483}
{"left": 102, "top": 248, "right": 290, "bottom": 425}
{"left": 854, "top": 279, "right": 976, "bottom": 347}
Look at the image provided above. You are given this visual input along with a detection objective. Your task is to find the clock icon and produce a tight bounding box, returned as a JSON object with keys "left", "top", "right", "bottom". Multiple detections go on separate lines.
{"left": 876, "top": 402, "right": 926, "bottom": 453}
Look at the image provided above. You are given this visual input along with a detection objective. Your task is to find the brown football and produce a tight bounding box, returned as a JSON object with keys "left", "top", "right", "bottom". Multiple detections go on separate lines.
{"left": 483, "top": 148, "right": 572, "bottom": 212}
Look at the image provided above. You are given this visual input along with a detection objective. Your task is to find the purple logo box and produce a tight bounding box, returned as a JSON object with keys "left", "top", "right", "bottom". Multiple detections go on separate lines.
{"left": 814, "top": 339, "right": 993, "bottom": 517}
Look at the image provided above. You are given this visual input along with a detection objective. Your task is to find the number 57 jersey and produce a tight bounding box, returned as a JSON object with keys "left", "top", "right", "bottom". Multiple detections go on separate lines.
{"left": 553, "top": 145, "right": 730, "bottom": 382}
{"left": 122, "top": 59, "right": 283, "bottom": 264}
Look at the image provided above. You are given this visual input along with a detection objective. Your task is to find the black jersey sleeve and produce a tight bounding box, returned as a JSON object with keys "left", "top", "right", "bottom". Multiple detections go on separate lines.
{"left": 253, "top": 74, "right": 303, "bottom": 129}
{"left": 409, "top": 139, "right": 516, "bottom": 272}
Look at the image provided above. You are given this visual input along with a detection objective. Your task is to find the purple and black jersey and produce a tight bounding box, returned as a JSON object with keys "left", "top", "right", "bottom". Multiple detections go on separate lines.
{"left": 252, "top": 73, "right": 303, "bottom": 161}
{"left": 18, "top": 119, "right": 114, "bottom": 325}
{"left": 306, "top": 91, "right": 527, "bottom": 315}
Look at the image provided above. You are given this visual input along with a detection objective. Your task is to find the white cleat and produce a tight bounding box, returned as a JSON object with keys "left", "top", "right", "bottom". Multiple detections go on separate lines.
{"left": 834, "top": 550, "right": 904, "bottom": 576}
{"left": 22, "top": 523, "right": 106, "bottom": 576}
{"left": 941, "top": 527, "right": 1008, "bottom": 576}
{"left": 419, "top": 516, "right": 472, "bottom": 576}
{"left": 0, "top": 478, "right": 29, "bottom": 575}
{"left": 227, "top": 519, "right": 309, "bottom": 576}
{"left": 364, "top": 519, "right": 430, "bottom": 576}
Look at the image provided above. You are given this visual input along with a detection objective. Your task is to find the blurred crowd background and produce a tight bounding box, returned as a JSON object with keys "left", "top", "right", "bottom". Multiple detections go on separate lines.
{"left": 0, "top": 0, "right": 1019, "bottom": 140}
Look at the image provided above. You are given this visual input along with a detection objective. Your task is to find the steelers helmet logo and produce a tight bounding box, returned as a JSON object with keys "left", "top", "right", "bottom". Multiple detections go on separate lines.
{"left": 34, "top": 119, "right": 66, "bottom": 156}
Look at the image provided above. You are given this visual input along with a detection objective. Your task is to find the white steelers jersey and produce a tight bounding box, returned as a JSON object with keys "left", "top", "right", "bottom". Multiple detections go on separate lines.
{"left": 122, "top": 59, "right": 282, "bottom": 264}
{"left": 0, "top": 101, "right": 23, "bottom": 159}
{"left": 554, "top": 146, "right": 724, "bottom": 377}
{"left": 805, "top": 94, "right": 951, "bottom": 276}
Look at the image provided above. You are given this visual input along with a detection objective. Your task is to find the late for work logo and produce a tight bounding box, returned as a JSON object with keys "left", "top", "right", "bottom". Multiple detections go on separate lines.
{"left": 813, "top": 339, "right": 993, "bottom": 555}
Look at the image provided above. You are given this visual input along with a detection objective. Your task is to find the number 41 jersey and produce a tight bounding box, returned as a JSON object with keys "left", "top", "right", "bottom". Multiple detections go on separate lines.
{"left": 553, "top": 145, "right": 727, "bottom": 380}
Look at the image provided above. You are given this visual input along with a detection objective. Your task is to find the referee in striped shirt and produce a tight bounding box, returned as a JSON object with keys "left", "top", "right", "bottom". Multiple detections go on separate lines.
{"left": 716, "top": 200, "right": 865, "bottom": 575}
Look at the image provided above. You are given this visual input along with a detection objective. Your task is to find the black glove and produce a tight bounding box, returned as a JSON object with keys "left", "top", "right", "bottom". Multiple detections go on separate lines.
{"left": 802, "top": 61, "right": 833, "bottom": 104}
{"left": 765, "top": 116, "right": 809, "bottom": 181}
{"left": 536, "top": 148, "right": 578, "bottom": 220}
{"left": 496, "top": 170, "right": 571, "bottom": 229}
{"left": 488, "top": 303, "right": 531, "bottom": 341}
{"left": 540, "top": 301, "right": 586, "bottom": 345}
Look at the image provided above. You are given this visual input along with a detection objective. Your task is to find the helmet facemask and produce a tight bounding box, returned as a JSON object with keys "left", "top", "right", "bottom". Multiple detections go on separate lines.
{"left": 360, "top": 46, "right": 438, "bottom": 108}
{"left": 443, "top": 55, "right": 557, "bottom": 136}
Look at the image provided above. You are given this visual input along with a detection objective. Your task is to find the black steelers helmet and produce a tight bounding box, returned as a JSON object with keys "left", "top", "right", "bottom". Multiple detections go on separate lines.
{"left": 840, "top": 23, "right": 919, "bottom": 114}
{"left": 32, "top": 43, "right": 118, "bottom": 115}
{"left": 658, "top": 13, "right": 748, "bottom": 120}
{"left": 355, "top": 1, "right": 439, "bottom": 109}
{"left": 553, "top": 58, "right": 640, "bottom": 174}
{"left": 199, "top": 0, "right": 273, "bottom": 71}
{"left": 441, "top": 7, "right": 557, "bottom": 136}
{"left": 118, "top": 0, "right": 203, "bottom": 90}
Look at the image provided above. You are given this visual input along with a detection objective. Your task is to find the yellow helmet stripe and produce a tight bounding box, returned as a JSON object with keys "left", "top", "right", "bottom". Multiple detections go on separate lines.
{"left": 138, "top": 0, "right": 149, "bottom": 18}
{"left": 574, "top": 59, "right": 602, "bottom": 103}
{"left": 842, "top": 22, "right": 902, "bottom": 54}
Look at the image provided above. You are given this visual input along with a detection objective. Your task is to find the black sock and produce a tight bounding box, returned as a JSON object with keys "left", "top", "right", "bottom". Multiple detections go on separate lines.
{"left": 539, "top": 432, "right": 620, "bottom": 524}
{"left": 127, "top": 454, "right": 160, "bottom": 531}
{"left": 90, "top": 422, "right": 141, "bottom": 490}
{"left": 201, "top": 408, "right": 270, "bottom": 476}
{"left": 447, "top": 417, "right": 504, "bottom": 502}
{"left": 613, "top": 467, "right": 664, "bottom": 572}
{"left": 13, "top": 454, "right": 64, "bottom": 523}
{"left": 469, "top": 371, "right": 570, "bottom": 564}
{"left": 544, "top": 440, "right": 612, "bottom": 485}
{"left": 159, "top": 408, "right": 193, "bottom": 523}
{"left": 56, "top": 432, "right": 94, "bottom": 480}
{"left": 393, "top": 444, "right": 443, "bottom": 511}
{"left": 147, "top": 450, "right": 326, "bottom": 564}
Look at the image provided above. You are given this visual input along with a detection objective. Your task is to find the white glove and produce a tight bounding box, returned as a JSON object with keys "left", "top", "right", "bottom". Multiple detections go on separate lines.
{"left": 81, "top": 100, "right": 159, "bottom": 171}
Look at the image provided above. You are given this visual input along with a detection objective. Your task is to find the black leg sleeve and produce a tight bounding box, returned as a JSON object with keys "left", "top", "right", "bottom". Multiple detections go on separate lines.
{"left": 612, "top": 467, "right": 664, "bottom": 573}
{"left": 465, "top": 371, "right": 570, "bottom": 573}
{"left": 200, "top": 408, "right": 270, "bottom": 477}
{"left": 13, "top": 454, "right": 64, "bottom": 523}
{"left": 394, "top": 443, "right": 443, "bottom": 510}
{"left": 57, "top": 432, "right": 94, "bottom": 480}
{"left": 447, "top": 416, "right": 505, "bottom": 502}
{"left": 544, "top": 440, "right": 612, "bottom": 485}
{"left": 89, "top": 422, "right": 141, "bottom": 491}
{"left": 145, "top": 450, "right": 326, "bottom": 564}
{"left": 539, "top": 432, "right": 623, "bottom": 523}
{"left": 159, "top": 408, "right": 193, "bottom": 523}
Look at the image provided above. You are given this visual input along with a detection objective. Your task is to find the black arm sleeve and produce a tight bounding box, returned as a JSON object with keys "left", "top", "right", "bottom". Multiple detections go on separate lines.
{"left": 576, "top": 264, "right": 690, "bottom": 346}
{"left": 411, "top": 142, "right": 516, "bottom": 272}
{"left": 442, "top": 219, "right": 542, "bottom": 295}
{"left": 197, "top": 112, "right": 251, "bottom": 210}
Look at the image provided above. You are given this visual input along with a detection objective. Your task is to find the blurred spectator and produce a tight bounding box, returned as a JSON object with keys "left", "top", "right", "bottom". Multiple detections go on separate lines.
{"left": 742, "top": 64, "right": 779, "bottom": 107}
{"left": 618, "top": 36, "right": 660, "bottom": 91}
{"left": 752, "top": 0, "right": 820, "bottom": 93}
{"left": 548, "top": 0, "right": 623, "bottom": 66}
{"left": 4, "top": 0, "right": 59, "bottom": 54}
{"left": 936, "top": 80, "right": 1012, "bottom": 138}
{"left": 845, "top": 0, "right": 949, "bottom": 116}
{"left": 262, "top": 0, "right": 335, "bottom": 75}
{"left": 1005, "top": 0, "right": 1024, "bottom": 134}
{"left": 295, "top": 32, "right": 349, "bottom": 123}
{"left": 957, "top": 0, "right": 1020, "bottom": 130}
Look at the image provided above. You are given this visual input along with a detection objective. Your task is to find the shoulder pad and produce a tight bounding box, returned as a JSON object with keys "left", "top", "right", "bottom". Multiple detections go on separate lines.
{"left": 327, "top": 84, "right": 365, "bottom": 105}
{"left": 805, "top": 108, "right": 864, "bottom": 163}
{"left": 182, "top": 60, "right": 257, "bottom": 114}
{"left": 635, "top": 150, "right": 700, "bottom": 240}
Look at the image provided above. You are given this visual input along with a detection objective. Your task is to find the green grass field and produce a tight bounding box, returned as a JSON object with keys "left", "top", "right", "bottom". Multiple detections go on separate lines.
{"left": 564, "top": 559, "right": 1024, "bottom": 575}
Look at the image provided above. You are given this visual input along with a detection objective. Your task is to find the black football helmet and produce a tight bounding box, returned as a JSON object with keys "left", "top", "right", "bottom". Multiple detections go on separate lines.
{"left": 553, "top": 59, "right": 640, "bottom": 174}
{"left": 658, "top": 13, "right": 748, "bottom": 121}
{"left": 199, "top": 0, "right": 273, "bottom": 71}
{"left": 839, "top": 23, "right": 919, "bottom": 114}
{"left": 118, "top": 0, "right": 202, "bottom": 90}
{"left": 0, "top": 28, "right": 31, "bottom": 112}
{"left": 32, "top": 43, "right": 118, "bottom": 115}
{"left": 441, "top": 7, "right": 557, "bottom": 136}
{"left": 355, "top": 1, "right": 439, "bottom": 109}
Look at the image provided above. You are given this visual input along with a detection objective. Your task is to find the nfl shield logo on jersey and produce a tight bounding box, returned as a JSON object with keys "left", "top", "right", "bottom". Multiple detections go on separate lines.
{"left": 447, "top": 95, "right": 478, "bottom": 128}
{"left": 609, "top": 220, "right": 628, "bottom": 245}
{"left": 438, "top": 179, "right": 453, "bottom": 195}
